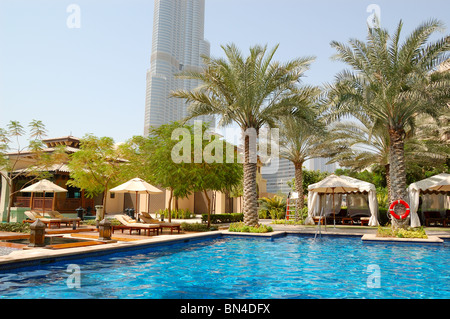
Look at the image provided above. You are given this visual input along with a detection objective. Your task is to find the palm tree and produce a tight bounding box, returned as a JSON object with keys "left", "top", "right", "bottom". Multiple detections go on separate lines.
{"left": 172, "top": 44, "right": 315, "bottom": 226}
{"left": 326, "top": 19, "right": 450, "bottom": 216}
{"left": 327, "top": 113, "right": 449, "bottom": 204}
{"left": 326, "top": 114, "right": 391, "bottom": 196}
{"left": 413, "top": 113, "right": 450, "bottom": 150}
{"left": 278, "top": 106, "right": 329, "bottom": 213}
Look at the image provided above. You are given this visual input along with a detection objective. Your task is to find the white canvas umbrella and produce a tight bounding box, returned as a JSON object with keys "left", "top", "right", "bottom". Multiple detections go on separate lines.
{"left": 20, "top": 179, "right": 68, "bottom": 214}
{"left": 110, "top": 178, "right": 162, "bottom": 219}
{"left": 308, "top": 174, "right": 359, "bottom": 227}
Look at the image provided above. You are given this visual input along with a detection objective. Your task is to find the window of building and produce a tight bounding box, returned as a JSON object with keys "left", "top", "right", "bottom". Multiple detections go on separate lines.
{"left": 66, "top": 186, "right": 81, "bottom": 199}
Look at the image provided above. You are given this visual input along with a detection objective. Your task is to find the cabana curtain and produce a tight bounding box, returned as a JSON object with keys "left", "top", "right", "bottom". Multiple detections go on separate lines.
{"left": 407, "top": 173, "right": 450, "bottom": 228}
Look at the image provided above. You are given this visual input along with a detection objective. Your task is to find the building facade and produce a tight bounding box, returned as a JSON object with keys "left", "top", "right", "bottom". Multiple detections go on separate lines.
{"left": 263, "top": 158, "right": 337, "bottom": 195}
{"left": 0, "top": 136, "right": 99, "bottom": 222}
{"left": 144, "top": 0, "right": 214, "bottom": 135}
{"left": 263, "top": 158, "right": 295, "bottom": 195}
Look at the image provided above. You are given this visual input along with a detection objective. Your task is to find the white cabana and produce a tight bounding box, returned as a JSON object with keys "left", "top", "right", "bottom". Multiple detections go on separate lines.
{"left": 407, "top": 173, "right": 450, "bottom": 227}
{"left": 306, "top": 175, "right": 379, "bottom": 226}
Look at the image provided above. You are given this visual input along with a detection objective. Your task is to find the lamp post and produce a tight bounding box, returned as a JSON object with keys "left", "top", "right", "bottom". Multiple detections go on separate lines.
{"left": 98, "top": 218, "right": 112, "bottom": 241}
{"left": 28, "top": 219, "right": 46, "bottom": 248}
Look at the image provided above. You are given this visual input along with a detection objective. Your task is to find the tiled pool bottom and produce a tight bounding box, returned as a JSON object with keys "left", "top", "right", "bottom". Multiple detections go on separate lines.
{"left": 0, "top": 234, "right": 449, "bottom": 299}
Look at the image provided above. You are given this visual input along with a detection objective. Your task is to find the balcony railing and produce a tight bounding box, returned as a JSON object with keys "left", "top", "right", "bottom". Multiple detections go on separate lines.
{"left": 14, "top": 196, "right": 94, "bottom": 213}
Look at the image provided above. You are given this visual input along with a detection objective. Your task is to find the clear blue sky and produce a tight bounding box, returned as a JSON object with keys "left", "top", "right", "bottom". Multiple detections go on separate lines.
{"left": 1, "top": 0, "right": 449, "bottom": 144}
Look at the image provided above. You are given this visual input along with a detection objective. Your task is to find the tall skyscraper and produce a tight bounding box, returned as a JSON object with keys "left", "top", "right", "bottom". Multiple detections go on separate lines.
{"left": 263, "top": 158, "right": 296, "bottom": 195}
{"left": 144, "top": 0, "right": 213, "bottom": 135}
{"left": 263, "top": 158, "right": 337, "bottom": 195}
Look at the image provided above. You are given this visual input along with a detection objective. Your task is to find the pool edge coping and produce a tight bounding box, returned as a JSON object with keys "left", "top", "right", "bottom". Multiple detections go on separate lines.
{"left": 361, "top": 233, "right": 444, "bottom": 244}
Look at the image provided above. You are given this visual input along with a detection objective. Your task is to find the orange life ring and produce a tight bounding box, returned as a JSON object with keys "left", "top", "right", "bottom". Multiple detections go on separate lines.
{"left": 389, "top": 200, "right": 410, "bottom": 220}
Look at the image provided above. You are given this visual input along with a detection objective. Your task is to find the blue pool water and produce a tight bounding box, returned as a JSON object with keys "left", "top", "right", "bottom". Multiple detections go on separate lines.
{"left": 0, "top": 235, "right": 449, "bottom": 299}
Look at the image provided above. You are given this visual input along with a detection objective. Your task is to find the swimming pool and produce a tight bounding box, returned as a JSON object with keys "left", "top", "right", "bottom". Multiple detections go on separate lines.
{"left": 0, "top": 235, "right": 448, "bottom": 299}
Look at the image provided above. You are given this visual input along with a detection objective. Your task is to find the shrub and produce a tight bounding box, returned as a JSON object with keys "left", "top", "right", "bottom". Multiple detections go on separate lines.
{"left": 271, "top": 219, "right": 303, "bottom": 225}
{"left": 156, "top": 208, "right": 195, "bottom": 219}
{"left": 376, "top": 187, "right": 389, "bottom": 208}
{"left": 376, "top": 226, "right": 428, "bottom": 239}
{"left": 378, "top": 207, "right": 390, "bottom": 226}
{"left": 396, "top": 227, "right": 428, "bottom": 239}
{"left": 181, "top": 222, "right": 218, "bottom": 232}
{"left": 82, "top": 219, "right": 97, "bottom": 226}
{"left": 258, "top": 195, "right": 286, "bottom": 219}
{"left": 228, "top": 222, "right": 273, "bottom": 233}
{"left": 0, "top": 222, "right": 30, "bottom": 233}
{"left": 299, "top": 206, "right": 309, "bottom": 220}
{"left": 258, "top": 210, "right": 268, "bottom": 219}
{"left": 201, "top": 213, "right": 244, "bottom": 224}
{"left": 83, "top": 219, "right": 121, "bottom": 226}
{"left": 262, "top": 206, "right": 307, "bottom": 221}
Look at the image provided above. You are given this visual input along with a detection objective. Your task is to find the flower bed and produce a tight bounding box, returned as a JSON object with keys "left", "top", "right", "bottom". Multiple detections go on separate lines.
{"left": 228, "top": 222, "right": 273, "bottom": 233}
{"left": 376, "top": 226, "right": 428, "bottom": 239}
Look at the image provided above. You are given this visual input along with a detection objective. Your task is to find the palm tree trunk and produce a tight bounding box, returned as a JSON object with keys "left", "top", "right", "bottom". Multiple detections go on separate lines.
{"left": 385, "top": 164, "right": 392, "bottom": 205}
{"left": 294, "top": 161, "right": 304, "bottom": 220}
{"left": 243, "top": 132, "right": 259, "bottom": 226}
{"left": 389, "top": 128, "right": 408, "bottom": 229}
{"left": 168, "top": 189, "right": 173, "bottom": 223}
{"left": 204, "top": 189, "right": 211, "bottom": 228}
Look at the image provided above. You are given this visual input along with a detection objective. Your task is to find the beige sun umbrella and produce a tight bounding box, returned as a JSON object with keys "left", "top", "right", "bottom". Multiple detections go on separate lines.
{"left": 20, "top": 179, "right": 68, "bottom": 215}
{"left": 110, "top": 178, "right": 163, "bottom": 219}
{"left": 429, "top": 176, "right": 450, "bottom": 192}
{"left": 308, "top": 174, "right": 359, "bottom": 227}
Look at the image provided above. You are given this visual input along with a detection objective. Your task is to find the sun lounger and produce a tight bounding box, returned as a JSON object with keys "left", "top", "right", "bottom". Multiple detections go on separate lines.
{"left": 312, "top": 216, "right": 325, "bottom": 225}
{"left": 424, "top": 211, "right": 445, "bottom": 227}
{"left": 23, "top": 211, "right": 61, "bottom": 229}
{"left": 46, "top": 211, "right": 81, "bottom": 227}
{"left": 444, "top": 210, "right": 450, "bottom": 227}
{"left": 139, "top": 212, "right": 181, "bottom": 234}
{"left": 360, "top": 217, "right": 370, "bottom": 226}
{"left": 113, "top": 215, "right": 161, "bottom": 236}
{"left": 341, "top": 217, "right": 353, "bottom": 225}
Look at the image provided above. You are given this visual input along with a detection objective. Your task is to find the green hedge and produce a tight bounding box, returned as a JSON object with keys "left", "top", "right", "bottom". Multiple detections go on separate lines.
{"left": 258, "top": 206, "right": 308, "bottom": 220}
{"left": 156, "top": 208, "right": 196, "bottom": 219}
{"left": 181, "top": 222, "right": 218, "bottom": 232}
{"left": 201, "top": 213, "right": 244, "bottom": 224}
{"left": 229, "top": 222, "right": 273, "bottom": 233}
{"left": 83, "top": 219, "right": 121, "bottom": 226}
{"left": 0, "top": 222, "right": 30, "bottom": 233}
